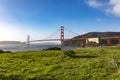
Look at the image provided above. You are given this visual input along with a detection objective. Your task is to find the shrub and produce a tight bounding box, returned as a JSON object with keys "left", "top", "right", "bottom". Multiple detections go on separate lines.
{"left": 0, "top": 50, "right": 5, "bottom": 53}
{"left": 0, "top": 49, "right": 11, "bottom": 53}
{"left": 8, "top": 75, "right": 23, "bottom": 80}
{"left": 86, "top": 42, "right": 100, "bottom": 47}
{"left": 43, "top": 47, "right": 61, "bottom": 51}
{"left": 62, "top": 50, "right": 75, "bottom": 58}
{"left": 0, "top": 74, "right": 8, "bottom": 80}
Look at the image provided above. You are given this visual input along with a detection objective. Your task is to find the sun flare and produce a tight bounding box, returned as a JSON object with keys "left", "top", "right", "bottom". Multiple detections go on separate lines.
{"left": 0, "top": 23, "right": 24, "bottom": 41}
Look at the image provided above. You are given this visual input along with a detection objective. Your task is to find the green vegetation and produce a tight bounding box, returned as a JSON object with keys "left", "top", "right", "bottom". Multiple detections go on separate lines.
{"left": 64, "top": 32, "right": 120, "bottom": 46}
{"left": 43, "top": 47, "right": 61, "bottom": 51}
{"left": 1, "top": 47, "right": 120, "bottom": 80}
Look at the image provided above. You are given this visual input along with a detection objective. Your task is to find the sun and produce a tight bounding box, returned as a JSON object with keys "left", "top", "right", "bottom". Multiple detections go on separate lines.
{"left": 0, "top": 26, "right": 11, "bottom": 41}
{"left": 0, "top": 23, "right": 20, "bottom": 41}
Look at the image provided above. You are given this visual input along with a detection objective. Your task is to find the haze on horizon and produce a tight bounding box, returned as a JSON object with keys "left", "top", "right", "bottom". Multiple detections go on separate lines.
{"left": 0, "top": 0, "right": 120, "bottom": 41}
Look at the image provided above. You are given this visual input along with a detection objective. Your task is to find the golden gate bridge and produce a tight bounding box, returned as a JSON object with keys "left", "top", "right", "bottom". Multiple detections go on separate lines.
{"left": 25, "top": 26, "right": 83, "bottom": 48}
{"left": 25, "top": 26, "right": 120, "bottom": 48}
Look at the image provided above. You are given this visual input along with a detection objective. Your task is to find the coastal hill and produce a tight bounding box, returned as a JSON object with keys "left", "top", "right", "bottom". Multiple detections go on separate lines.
{"left": 74, "top": 32, "right": 120, "bottom": 38}
{"left": 0, "top": 41, "right": 22, "bottom": 45}
{"left": 64, "top": 32, "right": 120, "bottom": 46}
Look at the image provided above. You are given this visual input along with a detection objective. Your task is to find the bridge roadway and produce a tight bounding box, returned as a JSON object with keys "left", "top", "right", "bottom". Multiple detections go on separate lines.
{"left": 27, "top": 36, "right": 120, "bottom": 42}
{"left": 100, "top": 36, "right": 120, "bottom": 39}
{"left": 28, "top": 38, "right": 87, "bottom": 42}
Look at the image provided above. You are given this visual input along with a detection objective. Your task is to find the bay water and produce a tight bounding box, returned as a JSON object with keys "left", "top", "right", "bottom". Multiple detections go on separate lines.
{"left": 0, "top": 44, "right": 76, "bottom": 52}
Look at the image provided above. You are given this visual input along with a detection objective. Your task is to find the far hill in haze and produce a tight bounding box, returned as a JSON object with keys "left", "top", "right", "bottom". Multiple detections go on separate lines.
{"left": 64, "top": 32, "right": 120, "bottom": 47}
{"left": 0, "top": 41, "right": 22, "bottom": 45}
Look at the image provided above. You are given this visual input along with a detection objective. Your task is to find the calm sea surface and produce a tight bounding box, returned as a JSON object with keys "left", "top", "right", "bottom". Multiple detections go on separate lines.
{"left": 0, "top": 44, "right": 76, "bottom": 52}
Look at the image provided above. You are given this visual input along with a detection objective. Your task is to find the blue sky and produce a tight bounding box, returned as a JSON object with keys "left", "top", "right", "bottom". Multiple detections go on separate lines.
{"left": 0, "top": 0, "right": 120, "bottom": 41}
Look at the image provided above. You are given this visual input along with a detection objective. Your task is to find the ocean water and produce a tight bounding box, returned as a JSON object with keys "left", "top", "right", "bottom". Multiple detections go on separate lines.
{"left": 0, "top": 44, "right": 76, "bottom": 52}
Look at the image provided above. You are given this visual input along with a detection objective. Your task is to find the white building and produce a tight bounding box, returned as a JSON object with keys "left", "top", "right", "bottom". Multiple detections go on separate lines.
{"left": 86, "top": 37, "right": 100, "bottom": 44}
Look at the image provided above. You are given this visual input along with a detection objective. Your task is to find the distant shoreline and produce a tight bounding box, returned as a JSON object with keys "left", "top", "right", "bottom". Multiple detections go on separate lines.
{"left": 0, "top": 41, "right": 22, "bottom": 45}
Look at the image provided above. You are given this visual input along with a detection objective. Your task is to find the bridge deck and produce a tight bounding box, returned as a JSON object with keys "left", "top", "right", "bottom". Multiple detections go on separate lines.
{"left": 26, "top": 36, "right": 120, "bottom": 43}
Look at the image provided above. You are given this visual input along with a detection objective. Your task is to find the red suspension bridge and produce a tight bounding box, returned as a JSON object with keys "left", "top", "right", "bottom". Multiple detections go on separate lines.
{"left": 25, "top": 26, "right": 81, "bottom": 48}
{"left": 25, "top": 26, "right": 120, "bottom": 48}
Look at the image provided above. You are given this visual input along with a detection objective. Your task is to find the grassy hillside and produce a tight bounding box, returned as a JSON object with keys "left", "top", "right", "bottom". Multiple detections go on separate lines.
{"left": 0, "top": 47, "right": 120, "bottom": 80}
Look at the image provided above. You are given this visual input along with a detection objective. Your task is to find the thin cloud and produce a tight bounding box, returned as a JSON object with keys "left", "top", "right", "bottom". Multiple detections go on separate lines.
{"left": 87, "top": 0, "right": 104, "bottom": 8}
{"left": 87, "top": 0, "right": 120, "bottom": 17}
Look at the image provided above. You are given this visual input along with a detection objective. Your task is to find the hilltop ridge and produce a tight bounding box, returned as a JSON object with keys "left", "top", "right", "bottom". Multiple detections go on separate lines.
{"left": 64, "top": 32, "right": 120, "bottom": 46}
{"left": 0, "top": 41, "right": 22, "bottom": 45}
{"left": 75, "top": 32, "right": 120, "bottom": 38}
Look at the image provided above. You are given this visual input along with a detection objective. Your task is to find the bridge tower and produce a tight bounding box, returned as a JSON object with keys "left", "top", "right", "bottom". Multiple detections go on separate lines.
{"left": 27, "top": 35, "right": 30, "bottom": 45}
{"left": 61, "top": 26, "right": 64, "bottom": 49}
{"left": 107, "top": 38, "right": 111, "bottom": 45}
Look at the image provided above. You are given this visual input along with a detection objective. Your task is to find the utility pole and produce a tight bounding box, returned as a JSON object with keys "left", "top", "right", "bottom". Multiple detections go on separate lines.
{"left": 61, "top": 26, "right": 64, "bottom": 49}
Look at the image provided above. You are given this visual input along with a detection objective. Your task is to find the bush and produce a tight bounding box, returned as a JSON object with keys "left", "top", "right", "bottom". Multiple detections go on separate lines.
{"left": 62, "top": 50, "right": 75, "bottom": 58}
{"left": 86, "top": 42, "right": 100, "bottom": 47}
{"left": 8, "top": 75, "right": 23, "bottom": 80}
{"left": 0, "top": 74, "right": 8, "bottom": 80}
{"left": 0, "top": 50, "right": 5, "bottom": 53}
{"left": 0, "top": 50, "right": 11, "bottom": 53}
{"left": 43, "top": 47, "right": 61, "bottom": 51}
